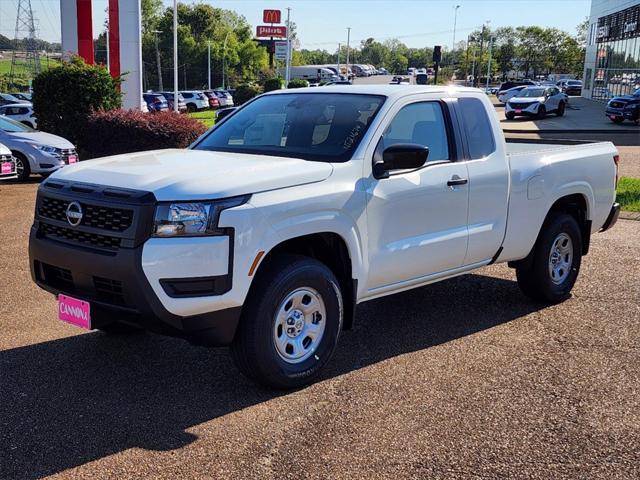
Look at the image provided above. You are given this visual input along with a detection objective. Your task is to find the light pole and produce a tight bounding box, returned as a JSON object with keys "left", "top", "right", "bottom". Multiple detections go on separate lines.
{"left": 452, "top": 5, "right": 460, "bottom": 67}
{"left": 207, "top": 41, "right": 211, "bottom": 90}
{"left": 153, "top": 30, "right": 163, "bottom": 91}
{"left": 285, "top": 7, "right": 292, "bottom": 87}
{"left": 173, "top": 0, "right": 178, "bottom": 111}
{"left": 346, "top": 27, "right": 351, "bottom": 79}
{"left": 337, "top": 43, "right": 341, "bottom": 77}
{"left": 222, "top": 30, "right": 232, "bottom": 90}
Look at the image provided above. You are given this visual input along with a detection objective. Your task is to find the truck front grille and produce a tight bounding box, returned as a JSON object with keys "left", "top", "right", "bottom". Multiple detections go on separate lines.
{"left": 39, "top": 197, "right": 133, "bottom": 232}
{"left": 40, "top": 223, "right": 122, "bottom": 250}
{"left": 609, "top": 101, "right": 625, "bottom": 108}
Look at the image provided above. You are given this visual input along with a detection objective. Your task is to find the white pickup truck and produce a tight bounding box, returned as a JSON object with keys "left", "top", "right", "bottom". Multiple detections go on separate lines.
{"left": 29, "top": 86, "right": 620, "bottom": 388}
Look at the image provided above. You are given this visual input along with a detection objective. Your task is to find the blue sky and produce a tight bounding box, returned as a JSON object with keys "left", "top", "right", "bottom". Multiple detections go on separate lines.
{"left": 1, "top": 0, "right": 591, "bottom": 50}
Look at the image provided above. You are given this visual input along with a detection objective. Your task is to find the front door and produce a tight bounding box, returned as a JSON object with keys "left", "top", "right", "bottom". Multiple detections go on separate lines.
{"left": 365, "top": 100, "right": 469, "bottom": 291}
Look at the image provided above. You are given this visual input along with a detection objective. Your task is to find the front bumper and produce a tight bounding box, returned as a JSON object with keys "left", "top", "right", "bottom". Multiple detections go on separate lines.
{"left": 28, "top": 181, "right": 243, "bottom": 346}
{"left": 600, "top": 203, "right": 620, "bottom": 232}
{"left": 506, "top": 102, "right": 540, "bottom": 116}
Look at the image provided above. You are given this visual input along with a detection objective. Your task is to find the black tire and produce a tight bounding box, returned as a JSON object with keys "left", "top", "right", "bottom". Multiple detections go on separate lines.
{"left": 12, "top": 151, "right": 30, "bottom": 181}
{"left": 556, "top": 102, "right": 565, "bottom": 117}
{"left": 97, "top": 322, "right": 143, "bottom": 334}
{"left": 231, "top": 254, "right": 343, "bottom": 389}
{"left": 187, "top": 103, "right": 197, "bottom": 112}
{"left": 611, "top": 117, "right": 624, "bottom": 124}
{"left": 505, "top": 112, "right": 515, "bottom": 120}
{"left": 537, "top": 105, "right": 546, "bottom": 119}
{"left": 516, "top": 212, "right": 582, "bottom": 304}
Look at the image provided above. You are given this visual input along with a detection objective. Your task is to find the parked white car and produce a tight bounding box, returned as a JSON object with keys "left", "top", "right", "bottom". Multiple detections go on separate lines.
{"left": 0, "top": 142, "right": 17, "bottom": 180}
{"left": 505, "top": 85, "right": 568, "bottom": 119}
{"left": 0, "top": 116, "right": 77, "bottom": 181}
{"left": 497, "top": 85, "right": 527, "bottom": 103}
{"left": 29, "top": 85, "right": 619, "bottom": 388}
{"left": 0, "top": 103, "right": 37, "bottom": 128}
{"left": 180, "top": 91, "right": 209, "bottom": 112}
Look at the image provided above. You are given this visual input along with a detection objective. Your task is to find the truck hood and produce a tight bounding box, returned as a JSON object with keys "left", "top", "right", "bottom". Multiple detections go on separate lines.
{"left": 50, "top": 149, "right": 334, "bottom": 201}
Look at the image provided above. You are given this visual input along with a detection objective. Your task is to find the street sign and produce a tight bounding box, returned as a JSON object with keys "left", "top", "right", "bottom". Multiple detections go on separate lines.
{"left": 275, "top": 41, "right": 288, "bottom": 60}
{"left": 256, "top": 25, "right": 287, "bottom": 38}
{"left": 263, "top": 9, "right": 281, "bottom": 24}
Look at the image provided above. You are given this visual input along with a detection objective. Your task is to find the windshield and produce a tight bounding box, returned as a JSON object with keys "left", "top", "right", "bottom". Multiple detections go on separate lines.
{"left": 193, "top": 93, "right": 386, "bottom": 162}
{"left": 518, "top": 88, "right": 546, "bottom": 98}
{"left": 567, "top": 81, "right": 581, "bottom": 85}
{"left": 0, "top": 115, "right": 34, "bottom": 132}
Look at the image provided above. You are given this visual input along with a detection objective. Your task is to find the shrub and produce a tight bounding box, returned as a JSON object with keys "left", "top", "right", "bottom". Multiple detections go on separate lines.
{"left": 287, "top": 79, "right": 309, "bottom": 89}
{"left": 77, "top": 109, "right": 207, "bottom": 159}
{"left": 32, "top": 56, "right": 121, "bottom": 144}
{"left": 234, "top": 84, "right": 262, "bottom": 105}
{"left": 263, "top": 77, "right": 284, "bottom": 93}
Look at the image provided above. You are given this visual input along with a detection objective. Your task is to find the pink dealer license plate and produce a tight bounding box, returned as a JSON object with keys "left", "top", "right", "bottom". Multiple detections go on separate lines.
{"left": 1, "top": 162, "right": 14, "bottom": 174}
{"left": 67, "top": 155, "right": 77, "bottom": 164}
{"left": 58, "top": 294, "right": 91, "bottom": 329}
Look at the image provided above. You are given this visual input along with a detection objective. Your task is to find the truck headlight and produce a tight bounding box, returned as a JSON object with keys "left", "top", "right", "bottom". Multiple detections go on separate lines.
{"left": 153, "top": 195, "right": 249, "bottom": 237}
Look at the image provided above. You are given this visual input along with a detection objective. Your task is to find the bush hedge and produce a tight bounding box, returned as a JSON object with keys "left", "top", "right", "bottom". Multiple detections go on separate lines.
{"left": 77, "top": 109, "right": 207, "bottom": 159}
{"left": 32, "top": 56, "right": 121, "bottom": 145}
{"left": 263, "top": 77, "right": 283, "bottom": 93}
{"left": 234, "top": 84, "right": 262, "bottom": 105}
{"left": 287, "top": 79, "right": 309, "bottom": 89}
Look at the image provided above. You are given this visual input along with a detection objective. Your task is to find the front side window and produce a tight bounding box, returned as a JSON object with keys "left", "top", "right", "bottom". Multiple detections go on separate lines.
{"left": 194, "top": 93, "right": 385, "bottom": 162}
{"left": 379, "top": 102, "right": 449, "bottom": 161}
{"left": 457, "top": 97, "right": 495, "bottom": 159}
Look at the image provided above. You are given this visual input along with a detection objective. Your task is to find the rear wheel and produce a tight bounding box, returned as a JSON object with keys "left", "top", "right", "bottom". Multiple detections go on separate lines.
{"left": 556, "top": 102, "right": 565, "bottom": 117}
{"left": 12, "top": 151, "right": 30, "bottom": 181}
{"left": 231, "top": 255, "right": 343, "bottom": 389}
{"left": 611, "top": 117, "right": 624, "bottom": 124}
{"left": 516, "top": 212, "right": 582, "bottom": 303}
{"left": 187, "top": 103, "right": 196, "bottom": 113}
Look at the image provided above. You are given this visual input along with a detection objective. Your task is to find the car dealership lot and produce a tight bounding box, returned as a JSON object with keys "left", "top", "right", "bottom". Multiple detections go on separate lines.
{"left": 1, "top": 181, "right": 639, "bottom": 479}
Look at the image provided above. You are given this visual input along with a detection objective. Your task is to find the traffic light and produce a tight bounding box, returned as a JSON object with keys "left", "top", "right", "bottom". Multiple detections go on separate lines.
{"left": 433, "top": 46, "right": 442, "bottom": 64}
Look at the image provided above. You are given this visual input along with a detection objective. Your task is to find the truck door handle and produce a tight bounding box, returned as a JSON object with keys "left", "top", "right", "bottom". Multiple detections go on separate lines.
{"left": 447, "top": 177, "right": 468, "bottom": 187}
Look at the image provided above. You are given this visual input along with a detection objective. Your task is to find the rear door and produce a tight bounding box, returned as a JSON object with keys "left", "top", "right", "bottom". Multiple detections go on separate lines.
{"left": 453, "top": 96, "right": 509, "bottom": 265}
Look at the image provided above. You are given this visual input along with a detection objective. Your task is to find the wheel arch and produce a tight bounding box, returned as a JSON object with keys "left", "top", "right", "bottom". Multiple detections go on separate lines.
{"left": 252, "top": 232, "right": 358, "bottom": 330}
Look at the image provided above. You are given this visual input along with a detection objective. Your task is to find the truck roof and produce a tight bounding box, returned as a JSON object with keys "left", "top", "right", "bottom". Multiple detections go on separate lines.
{"left": 263, "top": 84, "right": 482, "bottom": 100}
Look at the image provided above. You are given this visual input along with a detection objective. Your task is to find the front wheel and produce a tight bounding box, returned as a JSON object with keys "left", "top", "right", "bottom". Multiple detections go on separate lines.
{"left": 556, "top": 102, "right": 565, "bottom": 117}
{"left": 516, "top": 212, "right": 582, "bottom": 303}
{"left": 537, "top": 105, "right": 546, "bottom": 119}
{"left": 611, "top": 117, "right": 624, "bottom": 124}
{"left": 231, "top": 255, "right": 343, "bottom": 389}
{"left": 505, "top": 112, "right": 515, "bottom": 120}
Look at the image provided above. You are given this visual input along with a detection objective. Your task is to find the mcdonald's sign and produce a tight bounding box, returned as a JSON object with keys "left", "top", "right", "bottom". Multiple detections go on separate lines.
{"left": 263, "top": 9, "right": 281, "bottom": 24}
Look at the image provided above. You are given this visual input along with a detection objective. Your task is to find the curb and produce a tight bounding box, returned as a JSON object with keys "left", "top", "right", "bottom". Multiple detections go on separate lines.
{"left": 620, "top": 211, "right": 640, "bottom": 221}
{"left": 502, "top": 128, "right": 639, "bottom": 134}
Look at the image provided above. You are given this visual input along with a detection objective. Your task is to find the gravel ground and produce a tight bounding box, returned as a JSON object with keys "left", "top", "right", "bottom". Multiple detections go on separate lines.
{"left": 617, "top": 146, "right": 640, "bottom": 178}
{"left": 1, "top": 181, "right": 639, "bottom": 480}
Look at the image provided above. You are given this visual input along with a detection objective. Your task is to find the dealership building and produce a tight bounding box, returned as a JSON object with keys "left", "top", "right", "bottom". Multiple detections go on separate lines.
{"left": 582, "top": 0, "right": 640, "bottom": 100}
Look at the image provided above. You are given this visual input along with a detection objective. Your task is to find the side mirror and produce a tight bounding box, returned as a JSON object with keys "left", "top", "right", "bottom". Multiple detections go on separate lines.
{"left": 374, "top": 143, "right": 429, "bottom": 178}
{"left": 215, "top": 107, "right": 237, "bottom": 122}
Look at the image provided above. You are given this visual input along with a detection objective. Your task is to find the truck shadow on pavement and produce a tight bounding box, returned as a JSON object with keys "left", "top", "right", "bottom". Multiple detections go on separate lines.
{"left": 1, "top": 272, "right": 543, "bottom": 479}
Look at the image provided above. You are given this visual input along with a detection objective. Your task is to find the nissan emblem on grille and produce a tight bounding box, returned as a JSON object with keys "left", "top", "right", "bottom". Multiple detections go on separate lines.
{"left": 65, "top": 201, "right": 83, "bottom": 227}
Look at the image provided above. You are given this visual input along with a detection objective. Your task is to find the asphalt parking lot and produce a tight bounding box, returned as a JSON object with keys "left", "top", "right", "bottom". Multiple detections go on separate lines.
{"left": 1, "top": 180, "right": 639, "bottom": 479}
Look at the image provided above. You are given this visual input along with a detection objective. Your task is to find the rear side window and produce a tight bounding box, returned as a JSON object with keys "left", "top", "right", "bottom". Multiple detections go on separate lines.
{"left": 458, "top": 98, "right": 495, "bottom": 159}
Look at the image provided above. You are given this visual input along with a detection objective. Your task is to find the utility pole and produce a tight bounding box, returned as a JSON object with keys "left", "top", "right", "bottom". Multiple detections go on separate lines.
{"left": 207, "top": 41, "right": 211, "bottom": 90}
{"left": 153, "top": 30, "right": 163, "bottom": 91}
{"left": 285, "top": 7, "right": 292, "bottom": 87}
{"left": 337, "top": 43, "right": 341, "bottom": 77}
{"left": 346, "top": 27, "right": 351, "bottom": 78}
{"left": 9, "top": 0, "right": 41, "bottom": 88}
{"left": 470, "top": 41, "right": 477, "bottom": 87}
{"left": 173, "top": 0, "right": 178, "bottom": 111}
{"left": 486, "top": 36, "right": 494, "bottom": 90}
{"left": 475, "top": 23, "right": 486, "bottom": 88}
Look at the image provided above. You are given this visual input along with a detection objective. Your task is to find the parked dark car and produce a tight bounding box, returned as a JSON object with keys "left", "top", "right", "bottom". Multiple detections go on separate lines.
{"left": 562, "top": 80, "right": 582, "bottom": 96}
{"left": 159, "top": 92, "right": 188, "bottom": 112}
{"left": 203, "top": 91, "right": 222, "bottom": 109}
{"left": 143, "top": 93, "right": 169, "bottom": 112}
{"left": 496, "top": 80, "right": 537, "bottom": 96}
{"left": 605, "top": 88, "right": 640, "bottom": 125}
